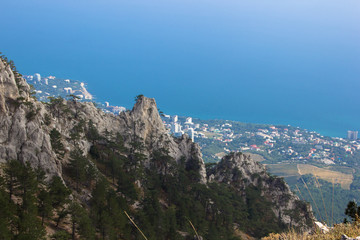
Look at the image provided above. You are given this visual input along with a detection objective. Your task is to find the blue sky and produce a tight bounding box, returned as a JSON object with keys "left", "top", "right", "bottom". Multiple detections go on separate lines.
{"left": 1, "top": 0, "right": 359, "bottom": 136}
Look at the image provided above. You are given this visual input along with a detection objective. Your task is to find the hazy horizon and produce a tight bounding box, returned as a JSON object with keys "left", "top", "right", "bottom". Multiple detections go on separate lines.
{"left": 1, "top": 0, "right": 359, "bottom": 137}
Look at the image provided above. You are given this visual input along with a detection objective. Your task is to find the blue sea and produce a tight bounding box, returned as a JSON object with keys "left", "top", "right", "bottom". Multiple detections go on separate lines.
{"left": 1, "top": 0, "right": 359, "bottom": 138}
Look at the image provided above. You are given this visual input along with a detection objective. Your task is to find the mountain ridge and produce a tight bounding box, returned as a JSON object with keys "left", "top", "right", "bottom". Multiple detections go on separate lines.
{"left": 0, "top": 55, "right": 314, "bottom": 239}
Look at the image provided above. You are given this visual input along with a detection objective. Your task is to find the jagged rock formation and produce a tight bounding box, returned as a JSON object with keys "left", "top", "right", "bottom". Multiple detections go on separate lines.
{"left": 0, "top": 57, "right": 206, "bottom": 183}
{"left": 0, "top": 59, "right": 61, "bottom": 176}
{"left": 208, "top": 152, "right": 314, "bottom": 231}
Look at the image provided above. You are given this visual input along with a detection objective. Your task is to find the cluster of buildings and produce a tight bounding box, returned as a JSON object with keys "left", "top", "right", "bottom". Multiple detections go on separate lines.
{"left": 241, "top": 126, "right": 360, "bottom": 164}
{"left": 163, "top": 115, "right": 201, "bottom": 142}
{"left": 164, "top": 115, "right": 360, "bottom": 165}
{"left": 24, "top": 73, "right": 126, "bottom": 115}
{"left": 24, "top": 73, "right": 93, "bottom": 101}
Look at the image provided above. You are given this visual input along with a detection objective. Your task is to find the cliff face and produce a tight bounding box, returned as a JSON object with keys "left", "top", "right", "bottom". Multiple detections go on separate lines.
{"left": 0, "top": 59, "right": 61, "bottom": 176}
{"left": 0, "top": 58, "right": 206, "bottom": 183}
{"left": 0, "top": 57, "right": 314, "bottom": 236}
{"left": 208, "top": 152, "right": 314, "bottom": 231}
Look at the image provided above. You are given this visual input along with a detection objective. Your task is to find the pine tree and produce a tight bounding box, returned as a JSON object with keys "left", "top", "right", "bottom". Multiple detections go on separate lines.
{"left": 86, "top": 120, "right": 101, "bottom": 144}
{"left": 345, "top": 200, "right": 360, "bottom": 222}
{"left": 4, "top": 160, "right": 21, "bottom": 202}
{"left": 49, "top": 176, "right": 71, "bottom": 208}
{"left": 68, "top": 149, "right": 88, "bottom": 190}
{"left": 38, "top": 189, "right": 52, "bottom": 226}
{"left": 0, "top": 176, "right": 14, "bottom": 239}
{"left": 69, "top": 203, "right": 95, "bottom": 240}
{"left": 7, "top": 161, "right": 46, "bottom": 240}
{"left": 50, "top": 128, "right": 65, "bottom": 157}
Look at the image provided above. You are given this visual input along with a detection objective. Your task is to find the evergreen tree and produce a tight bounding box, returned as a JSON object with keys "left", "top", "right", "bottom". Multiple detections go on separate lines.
{"left": 49, "top": 176, "right": 71, "bottom": 208}
{"left": 345, "top": 200, "right": 360, "bottom": 222}
{"left": 0, "top": 176, "right": 14, "bottom": 239}
{"left": 69, "top": 120, "right": 85, "bottom": 144}
{"left": 67, "top": 149, "right": 88, "bottom": 190}
{"left": 4, "top": 160, "right": 22, "bottom": 202}
{"left": 86, "top": 120, "right": 101, "bottom": 144}
{"left": 47, "top": 96, "right": 68, "bottom": 118}
{"left": 38, "top": 189, "right": 52, "bottom": 226}
{"left": 69, "top": 202, "right": 95, "bottom": 240}
{"left": 50, "top": 128, "right": 65, "bottom": 157}
{"left": 7, "top": 161, "right": 46, "bottom": 240}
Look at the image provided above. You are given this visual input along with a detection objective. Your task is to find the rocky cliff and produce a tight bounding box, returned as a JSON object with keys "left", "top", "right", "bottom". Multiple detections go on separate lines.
{"left": 208, "top": 152, "right": 314, "bottom": 231}
{"left": 0, "top": 57, "right": 206, "bottom": 183}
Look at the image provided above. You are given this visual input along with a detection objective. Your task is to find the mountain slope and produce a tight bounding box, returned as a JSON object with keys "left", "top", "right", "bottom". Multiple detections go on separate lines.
{"left": 0, "top": 55, "right": 314, "bottom": 239}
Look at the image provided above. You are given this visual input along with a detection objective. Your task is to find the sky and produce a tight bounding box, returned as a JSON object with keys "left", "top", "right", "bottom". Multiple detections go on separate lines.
{"left": 1, "top": 0, "right": 359, "bottom": 137}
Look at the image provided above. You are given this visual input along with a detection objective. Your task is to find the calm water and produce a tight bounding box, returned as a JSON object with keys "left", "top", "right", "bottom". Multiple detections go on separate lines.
{"left": 1, "top": 0, "right": 359, "bottom": 137}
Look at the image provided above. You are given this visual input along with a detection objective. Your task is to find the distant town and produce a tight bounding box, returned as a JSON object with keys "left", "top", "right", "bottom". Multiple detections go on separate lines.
{"left": 24, "top": 73, "right": 125, "bottom": 115}
{"left": 162, "top": 114, "right": 360, "bottom": 166}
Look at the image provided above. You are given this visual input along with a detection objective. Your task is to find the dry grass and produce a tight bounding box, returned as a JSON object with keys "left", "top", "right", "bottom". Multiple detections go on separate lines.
{"left": 266, "top": 163, "right": 300, "bottom": 177}
{"left": 262, "top": 222, "right": 360, "bottom": 240}
{"left": 297, "top": 164, "right": 353, "bottom": 190}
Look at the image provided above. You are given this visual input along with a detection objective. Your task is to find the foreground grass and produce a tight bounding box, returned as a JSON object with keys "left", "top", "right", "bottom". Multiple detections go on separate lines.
{"left": 262, "top": 221, "right": 360, "bottom": 240}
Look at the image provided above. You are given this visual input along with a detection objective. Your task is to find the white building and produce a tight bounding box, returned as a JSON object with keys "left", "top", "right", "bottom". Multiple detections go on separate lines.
{"left": 171, "top": 123, "right": 182, "bottom": 133}
{"left": 34, "top": 73, "right": 41, "bottom": 82}
{"left": 347, "top": 131, "right": 358, "bottom": 140}
{"left": 187, "top": 128, "right": 194, "bottom": 142}
{"left": 185, "top": 117, "right": 193, "bottom": 124}
{"left": 172, "top": 115, "right": 178, "bottom": 123}
{"left": 64, "top": 87, "right": 73, "bottom": 94}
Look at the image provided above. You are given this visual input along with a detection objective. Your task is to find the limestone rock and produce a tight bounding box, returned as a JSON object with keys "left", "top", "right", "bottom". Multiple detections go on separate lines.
{"left": 0, "top": 61, "right": 207, "bottom": 183}
{"left": 208, "top": 152, "right": 315, "bottom": 231}
{"left": 341, "top": 234, "right": 360, "bottom": 240}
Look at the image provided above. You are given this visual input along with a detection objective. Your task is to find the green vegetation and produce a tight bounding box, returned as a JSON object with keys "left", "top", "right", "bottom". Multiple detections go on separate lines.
{"left": 292, "top": 175, "right": 360, "bottom": 225}
{"left": 0, "top": 160, "right": 70, "bottom": 240}
{"left": 0, "top": 123, "right": 302, "bottom": 239}
{"left": 135, "top": 94, "right": 144, "bottom": 102}
{"left": 263, "top": 202, "right": 360, "bottom": 240}
{"left": 50, "top": 128, "right": 65, "bottom": 157}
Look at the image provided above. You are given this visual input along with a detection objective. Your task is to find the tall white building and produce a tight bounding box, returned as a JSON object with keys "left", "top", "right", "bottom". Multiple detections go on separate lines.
{"left": 171, "top": 122, "right": 182, "bottom": 133}
{"left": 187, "top": 128, "right": 194, "bottom": 142}
{"left": 347, "top": 131, "right": 358, "bottom": 140}
{"left": 34, "top": 73, "right": 41, "bottom": 82}
{"left": 172, "top": 115, "right": 178, "bottom": 123}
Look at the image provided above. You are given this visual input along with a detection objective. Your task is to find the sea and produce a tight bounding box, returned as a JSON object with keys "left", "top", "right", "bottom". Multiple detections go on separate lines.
{"left": 1, "top": 0, "right": 359, "bottom": 138}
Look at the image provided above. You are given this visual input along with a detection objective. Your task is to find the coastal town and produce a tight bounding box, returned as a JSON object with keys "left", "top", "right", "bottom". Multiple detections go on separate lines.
{"left": 162, "top": 114, "right": 360, "bottom": 166}
{"left": 24, "top": 74, "right": 126, "bottom": 115}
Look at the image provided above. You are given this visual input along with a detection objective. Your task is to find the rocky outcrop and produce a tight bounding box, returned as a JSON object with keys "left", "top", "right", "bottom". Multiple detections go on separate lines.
{"left": 208, "top": 152, "right": 314, "bottom": 231}
{"left": 0, "top": 58, "right": 61, "bottom": 176}
{"left": 341, "top": 234, "right": 360, "bottom": 240}
{"left": 0, "top": 59, "right": 206, "bottom": 183}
